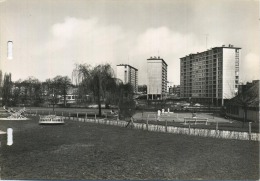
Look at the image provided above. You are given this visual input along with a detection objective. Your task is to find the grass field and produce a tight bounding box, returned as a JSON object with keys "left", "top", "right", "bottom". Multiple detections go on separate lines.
{"left": 0, "top": 117, "right": 259, "bottom": 180}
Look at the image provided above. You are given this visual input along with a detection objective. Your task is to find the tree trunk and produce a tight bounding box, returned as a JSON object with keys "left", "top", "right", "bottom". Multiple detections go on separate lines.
{"left": 63, "top": 94, "right": 66, "bottom": 107}
{"left": 243, "top": 108, "right": 248, "bottom": 128}
{"left": 63, "top": 88, "right": 66, "bottom": 107}
{"left": 98, "top": 76, "right": 102, "bottom": 117}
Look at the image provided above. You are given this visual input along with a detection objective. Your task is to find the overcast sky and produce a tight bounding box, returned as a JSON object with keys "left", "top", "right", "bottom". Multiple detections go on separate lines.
{"left": 0, "top": 0, "right": 259, "bottom": 85}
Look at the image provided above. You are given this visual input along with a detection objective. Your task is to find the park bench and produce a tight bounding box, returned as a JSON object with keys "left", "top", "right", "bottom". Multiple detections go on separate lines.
{"left": 39, "top": 115, "right": 64, "bottom": 125}
{"left": 184, "top": 117, "right": 208, "bottom": 125}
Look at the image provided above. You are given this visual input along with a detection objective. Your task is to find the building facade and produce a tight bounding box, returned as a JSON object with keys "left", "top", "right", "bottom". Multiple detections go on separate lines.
{"left": 147, "top": 56, "right": 168, "bottom": 100}
{"left": 116, "top": 64, "right": 138, "bottom": 93}
{"left": 180, "top": 45, "right": 241, "bottom": 106}
{"left": 171, "top": 85, "right": 180, "bottom": 97}
{"left": 167, "top": 81, "right": 174, "bottom": 93}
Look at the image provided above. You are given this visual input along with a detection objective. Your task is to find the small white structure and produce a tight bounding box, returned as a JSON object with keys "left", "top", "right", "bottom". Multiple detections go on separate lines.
{"left": 39, "top": 115, "right": 64, "bottom": 125}
{"left": 7, "top": 128, "right": 13, "bottom": 146}
{"left": 157, "top": 110, "right": 161, "bottom": 117}
{"left": 7, "top": 41, "right": 13, "bottom": 59}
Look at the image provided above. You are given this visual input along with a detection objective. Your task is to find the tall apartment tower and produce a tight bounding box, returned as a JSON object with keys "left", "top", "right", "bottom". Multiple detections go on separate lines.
{"left": 116, "top": 64, "right": 138, "bottom": 93}
{"left": 147, "top": 56, "right": 168, "bottom": 100}
{"left": 180, "top": 44, "right": 241, "bottom": 106}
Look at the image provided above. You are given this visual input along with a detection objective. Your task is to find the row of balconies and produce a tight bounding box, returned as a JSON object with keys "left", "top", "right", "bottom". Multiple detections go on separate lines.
{"left": 181, "top": 74, "right": 220, "bottom": 79}
{"left": 181, "top": 62, "right": 223, "bottom": 70}
{"left": 182, "top": 79, "right": 223, "bottom": 83}
{"left": 182, "top": 84, "right": 223, "bottom": 88}
{"left": 182, "top": 58, "right": 223, "bottom": 64}
{"left": 182, "top": 90, "right": 223, "bottom": 94}
{"left": 182, "top": 63, "right": 223, "bottom": 69}
{"left": 181, "top": 65, "right": 222, "bottom": 72}
{"left": 181, "top": 81, "right": 222, "bottom": 85}
{"left": 181, "top": 55, "right": 223, "bottom": 63}
{"left": 182, "top": 86, "right": 223, "bottom": 90}
{"left": 182, "top": 52, "right": 223, "bottom": 59}
{"left": 181, "top": 74, "right": 223, "bottom": 80}
{"left": 181, "top": 93, "right": 223, "bottom": 98}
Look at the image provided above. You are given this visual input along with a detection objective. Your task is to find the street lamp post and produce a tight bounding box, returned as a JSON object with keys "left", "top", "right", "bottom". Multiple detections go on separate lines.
{"left": 52, "top": 89, "right": 55, "bottom": 112}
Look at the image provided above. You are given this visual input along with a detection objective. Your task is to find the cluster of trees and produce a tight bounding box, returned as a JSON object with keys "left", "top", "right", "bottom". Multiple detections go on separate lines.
{"left": 0, "top": 63, "right": 135, "bottom": 117}
{"left": 1, "top": 74, "right": 72, "bottom": 108}
{"left": 74, "top": 63, "right": 135, "bottom": 116}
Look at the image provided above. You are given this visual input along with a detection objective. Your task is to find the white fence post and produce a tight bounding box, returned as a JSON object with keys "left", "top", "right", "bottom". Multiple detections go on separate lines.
{"left": 249, "top": 122, "right": 252, "bottom": 141}
{"left": 7, "top": 128, "right": 13, "bottom": 146}
{"left": 216, "top": 121, "right": 219, "bottom": 137}
{"left": 146, "top": 117, "right": 149, "bottom": 130}
{"left": 165, "top": 120, "right": 168, "bottom": 132}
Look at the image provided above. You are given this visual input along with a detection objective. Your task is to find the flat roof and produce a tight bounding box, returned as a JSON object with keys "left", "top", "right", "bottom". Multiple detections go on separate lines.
{"left": 117, "top": 64, "right": 138, "bottom": 71}
{"left": 147, "top": 56, "right": 168, "bottom": 66}
{"left": 180, "top": 45, "right": 242, "bottom": 59}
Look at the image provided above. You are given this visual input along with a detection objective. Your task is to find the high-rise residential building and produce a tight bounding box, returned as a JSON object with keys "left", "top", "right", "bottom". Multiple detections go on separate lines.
{"left": 147, "top": 56, "right": 168, "bottom": 99}
{"left": 180, "top": 44, "right": 241, "bottom": 106}
{"left": 116, "top": 64, "right": 138, "bottom": 93}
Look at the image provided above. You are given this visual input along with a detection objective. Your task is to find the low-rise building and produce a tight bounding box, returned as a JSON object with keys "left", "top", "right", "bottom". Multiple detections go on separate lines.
{"left": 226, "top": 80, "right": 259, "bottom": 122}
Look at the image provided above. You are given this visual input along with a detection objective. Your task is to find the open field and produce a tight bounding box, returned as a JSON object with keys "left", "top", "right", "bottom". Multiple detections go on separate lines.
{"left": 0, "top": 117, "right": 259, "bottom": 180}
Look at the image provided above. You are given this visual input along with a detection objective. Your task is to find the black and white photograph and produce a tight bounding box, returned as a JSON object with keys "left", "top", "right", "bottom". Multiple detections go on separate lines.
{"left": 0, "top": 0, "right": 259, "bottom": 180}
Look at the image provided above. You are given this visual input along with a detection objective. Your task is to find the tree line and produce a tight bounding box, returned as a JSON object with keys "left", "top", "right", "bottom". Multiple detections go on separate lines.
{"left": 0, "top": 63, "right": 135, "bottom": 116}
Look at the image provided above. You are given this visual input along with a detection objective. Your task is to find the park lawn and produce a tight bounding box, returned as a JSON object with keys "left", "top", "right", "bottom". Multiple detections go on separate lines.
{"left": 0, "top": 118, "right": 259, "bottom": 180}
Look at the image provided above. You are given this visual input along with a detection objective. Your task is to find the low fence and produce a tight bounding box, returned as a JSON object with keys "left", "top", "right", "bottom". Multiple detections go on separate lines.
{"left": 64, "top": 116, "right": 260, "bottom": 142}
{"left": 65, "top": 116, "right": 127, "bottom": 127}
